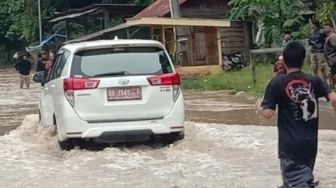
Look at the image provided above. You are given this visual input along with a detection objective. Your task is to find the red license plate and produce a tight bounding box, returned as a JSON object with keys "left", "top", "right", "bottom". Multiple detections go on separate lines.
{"left": 107, "top": 87, "right": 142, "bottom": 101}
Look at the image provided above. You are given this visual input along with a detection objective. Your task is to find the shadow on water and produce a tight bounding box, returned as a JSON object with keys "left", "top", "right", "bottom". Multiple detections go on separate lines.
{"left": 70, "top": 137, "right": 178, "bottom": 152}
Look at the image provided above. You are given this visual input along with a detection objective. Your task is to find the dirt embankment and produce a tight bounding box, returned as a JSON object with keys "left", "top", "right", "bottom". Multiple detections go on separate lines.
{"left": 184, "top": 90, "right": 336, "bottom": 130}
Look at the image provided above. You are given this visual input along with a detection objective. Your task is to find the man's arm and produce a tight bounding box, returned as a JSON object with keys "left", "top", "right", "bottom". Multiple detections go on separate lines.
{"left": 329, "top": 35, "right": 336, "bottom": 47}
{"left": 255, "top": 78, "right": 278, "bottom": 119}
{"left": 28, "top": 61, "right": 32, "bottom": 71}
{"left": 328, "top": 92, "right": 336, "bottom": 110}
{"left": 256, "top": 98, "right": 275, "bottom": 119}
{"left": 14, "top": 62, "right": 19, "bottom": 71}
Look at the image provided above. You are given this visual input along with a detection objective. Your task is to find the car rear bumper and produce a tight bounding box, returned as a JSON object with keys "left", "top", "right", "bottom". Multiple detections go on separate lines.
{"left": 55, "top": 94, "right": 185, "bottom": 141}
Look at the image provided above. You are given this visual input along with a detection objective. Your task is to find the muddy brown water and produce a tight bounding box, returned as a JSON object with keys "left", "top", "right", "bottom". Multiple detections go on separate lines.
{"left": 184, "top": 90, "right": 336, "bottom": 130}
{"left": 1, "top": 68, "right": 336, "bottom": 187}
{"left": 0, "top": 68, "right": 335, "bottom": 136}
{"left": 0, "top": 68, "right": 40, "bottom": 135}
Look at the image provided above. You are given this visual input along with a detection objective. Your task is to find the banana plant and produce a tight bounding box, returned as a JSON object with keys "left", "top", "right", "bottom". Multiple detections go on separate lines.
{"left": 229, "top": 0, "right": 308, "bottom": 47}
{"left": 317, "top": 0, "right": 336, "bottom": 27}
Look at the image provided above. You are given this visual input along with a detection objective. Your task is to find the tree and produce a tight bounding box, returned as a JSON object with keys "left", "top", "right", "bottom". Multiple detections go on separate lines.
{"left": 229, "top": 0, "right": 308, "bottom": 47}
{"left": 317, "top": 0, "right": 336, "bottom": 27}
{"left": 0, "top": 0, "right": 155, "bottom": 64}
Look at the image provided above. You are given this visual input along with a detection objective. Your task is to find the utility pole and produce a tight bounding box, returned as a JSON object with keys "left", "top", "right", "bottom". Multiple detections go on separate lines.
{"left": 169, "top": 0, "right": 182, "bottom": 65}
{"left": 169, "top": 0, "right": 181, "bottom": 18}
{"left": 38, "top": 0, "right": 43, "bottom": 44}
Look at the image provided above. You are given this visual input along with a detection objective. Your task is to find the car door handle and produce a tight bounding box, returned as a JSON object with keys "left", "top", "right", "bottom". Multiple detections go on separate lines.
{"left": 50, "top": 84, "right": 56, "bottom": 88}
{"left": 44, "top": 87, "right": 48, "bottom": 91}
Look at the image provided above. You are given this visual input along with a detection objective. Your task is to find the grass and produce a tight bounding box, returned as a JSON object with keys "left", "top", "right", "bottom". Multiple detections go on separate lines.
{"left": 182, "top": 63, "right": 313, "bottom": 96}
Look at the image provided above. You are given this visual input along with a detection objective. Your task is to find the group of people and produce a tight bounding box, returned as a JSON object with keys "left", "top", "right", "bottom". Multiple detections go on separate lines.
{"left": 14, "top": 50, "right": 55, "bottom": 89}
{"left": 275, "top": 21, "right": 336, "bottom": 88}
{"left": 258, "top": 32, "right": 336, "bottom": 187}
{"left": 309, "top": 21, "right": 336, "bottom": 85}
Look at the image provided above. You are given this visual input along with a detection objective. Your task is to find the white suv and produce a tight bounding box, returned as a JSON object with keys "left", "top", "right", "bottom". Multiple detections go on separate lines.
{"left": 33, "top": 40, "right": 185, "bottom": 150}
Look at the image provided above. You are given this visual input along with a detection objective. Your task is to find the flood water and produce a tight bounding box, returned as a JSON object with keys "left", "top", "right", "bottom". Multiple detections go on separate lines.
{"left": 0, "top": 68, "right": 336, "bottom": 188}
{"left": 0, "top": 69, "right": 40, "bottom": 134}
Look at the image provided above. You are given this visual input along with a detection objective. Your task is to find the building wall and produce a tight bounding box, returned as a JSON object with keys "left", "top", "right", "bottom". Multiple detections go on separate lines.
{"left": 180, "top": 0, "right": 230, "bottom": 19}
{"left": 220, "top": 22, "right": 252, "bottom": 60}
{"left": 179, "top": 0, "right": 251, "bottom": 61}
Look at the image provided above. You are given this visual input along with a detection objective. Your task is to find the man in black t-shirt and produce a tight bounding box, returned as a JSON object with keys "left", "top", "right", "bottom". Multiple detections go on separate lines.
{"left": 256, "top": 41, "right": 336, "bottom": 188}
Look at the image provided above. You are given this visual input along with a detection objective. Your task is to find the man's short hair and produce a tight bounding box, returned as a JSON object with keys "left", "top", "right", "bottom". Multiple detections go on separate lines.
{"left": 283, "top": 41, "right": 306, "bottom": 68}
{"left": 284, "top": 30, "right": 292, "bottom": 35}
{"left": 324, "top": 23, "right": 334, "bottom": 28}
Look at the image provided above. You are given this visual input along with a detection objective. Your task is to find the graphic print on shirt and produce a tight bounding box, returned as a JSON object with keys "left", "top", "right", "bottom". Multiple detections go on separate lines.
{"left": 285, "top": 80, "right": 317, "bottom": 121}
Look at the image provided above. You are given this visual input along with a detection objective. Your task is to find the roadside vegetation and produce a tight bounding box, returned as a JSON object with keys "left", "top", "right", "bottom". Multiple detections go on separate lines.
{"left": 182, "top": 63, "right": 312, "bottom": 96}
{"left": 182, "top": 64, "right": 272, "bottom": 96}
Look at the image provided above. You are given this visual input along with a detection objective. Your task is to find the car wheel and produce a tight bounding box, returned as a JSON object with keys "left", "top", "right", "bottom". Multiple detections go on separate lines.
{"left": 58, "top": 139, "right": 75, "bottom": 151}
{"left": 54, "top": 117, "right": 76, "bottom": 151}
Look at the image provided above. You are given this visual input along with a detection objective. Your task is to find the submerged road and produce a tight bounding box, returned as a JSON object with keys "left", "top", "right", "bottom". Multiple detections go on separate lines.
{"left": 0, "top": 68, "right": 335, "bottom": 188}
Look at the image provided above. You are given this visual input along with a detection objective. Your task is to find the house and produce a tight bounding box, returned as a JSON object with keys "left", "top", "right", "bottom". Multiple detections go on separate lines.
{"left": 66, "top": 0, "right": 252, "bottom": 76}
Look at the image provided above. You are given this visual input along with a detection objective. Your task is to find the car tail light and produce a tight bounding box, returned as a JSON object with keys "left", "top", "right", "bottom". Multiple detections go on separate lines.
{"left": 63, "top": 78, "right": 100, "bottom": 106}
{"left": 64, "top": 78, "right": 100, "bottom": 91}
{"left": 147, "top": 73, "right": 181, "bottom": 86}
{"left": 147, "top": 73, "right": 181, "bottom": 101}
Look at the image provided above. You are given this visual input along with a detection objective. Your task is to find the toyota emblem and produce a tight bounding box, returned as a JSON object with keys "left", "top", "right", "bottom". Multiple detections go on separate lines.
{"left": 118, "top": 78, "right": 130, "bottom": 85}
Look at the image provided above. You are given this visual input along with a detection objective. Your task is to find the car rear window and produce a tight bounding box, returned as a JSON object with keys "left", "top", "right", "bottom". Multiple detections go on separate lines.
{"left": 71, "top": 46, "right": 173, "bottom": 78}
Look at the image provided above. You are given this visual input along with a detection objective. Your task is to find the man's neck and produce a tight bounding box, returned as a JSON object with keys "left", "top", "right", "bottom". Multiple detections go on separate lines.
{"left": 327, "top": 31, "right": 335, "bottom": 37}
{"left": 287, "top": 67, "right": 301, "bottom": 73}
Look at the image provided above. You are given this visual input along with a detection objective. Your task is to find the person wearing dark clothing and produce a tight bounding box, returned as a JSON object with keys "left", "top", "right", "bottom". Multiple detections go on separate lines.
{"left": 323, "top": 23, "right": 336, "bottom": 88}
{"left": 36, "top": 51, "right": 48, "bottom": 72}
{"left": 15, "top": 53, "right": 32, "bottom": 89}
{"left": 256, "top": 41, "right": 336, "bottom": 188}
{"left": 308, "top": 20, "right": 328, "bottom": 81}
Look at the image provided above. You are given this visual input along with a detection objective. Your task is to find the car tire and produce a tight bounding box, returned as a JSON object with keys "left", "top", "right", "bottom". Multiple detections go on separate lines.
{"left": 54, "top": 117, "right": 76, "bottom": 151}
{"left": 58, "top": 139, "right": 75, "bottom": 151}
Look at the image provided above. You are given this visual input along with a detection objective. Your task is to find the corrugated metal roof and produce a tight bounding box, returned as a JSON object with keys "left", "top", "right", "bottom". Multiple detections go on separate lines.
{"left": 135, "top": 0, "right": 188, "bottom": 18}
{"left": 50, "top": 8, "right": 99, "bottom": 23}
{"left": 65, "top": 23, "right": 131, "bottom": 43}
{"left": 127, "top": 17, "right": 231, "bottom": 27}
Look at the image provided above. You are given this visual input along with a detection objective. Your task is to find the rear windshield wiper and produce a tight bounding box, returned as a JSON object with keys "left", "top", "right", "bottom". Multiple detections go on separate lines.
{"left": 94, "top": 71, "right": 130, "bottom": 77}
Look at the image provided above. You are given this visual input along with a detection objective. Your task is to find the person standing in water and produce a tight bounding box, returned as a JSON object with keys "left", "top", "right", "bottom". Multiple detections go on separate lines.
{"left": 323, "top": 23, "right": 336, "bottom": 88}
{"left": 309, "top": 20, "right": 328, "bottom": 82}
{"left": 15, "top": 52, "right": 32, "bottom": 89}
{"left": 256, "top": 41, "right": 336, "bottom": 188}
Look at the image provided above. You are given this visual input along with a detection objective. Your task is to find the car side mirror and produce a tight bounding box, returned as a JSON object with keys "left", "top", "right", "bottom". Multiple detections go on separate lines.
{"left": 33, "top": 71, "right": 48, "bottom": 84}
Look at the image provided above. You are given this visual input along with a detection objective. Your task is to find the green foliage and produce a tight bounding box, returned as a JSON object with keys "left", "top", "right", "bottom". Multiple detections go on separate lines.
{"left": 182, "top": 63, "right": 313, "bottom": 96}
{"left": 317, "top": 0, "right": 336, "bottom": 26}
{"left": 292, "top": 24, "right": 311, "bottom": 40}
{"left": 0, "top": 0, "right": 155, "bottom": 65}
{"left": 229, "top": 0, "right": 307, "bottom": 47}
{"left": 182, "top": 64, "right": 274, "bottom": 96}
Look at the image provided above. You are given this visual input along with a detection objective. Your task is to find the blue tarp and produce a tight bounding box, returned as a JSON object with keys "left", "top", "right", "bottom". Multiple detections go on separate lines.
{"left": 40, "top": 34, "right": 66, "bottom": 46}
